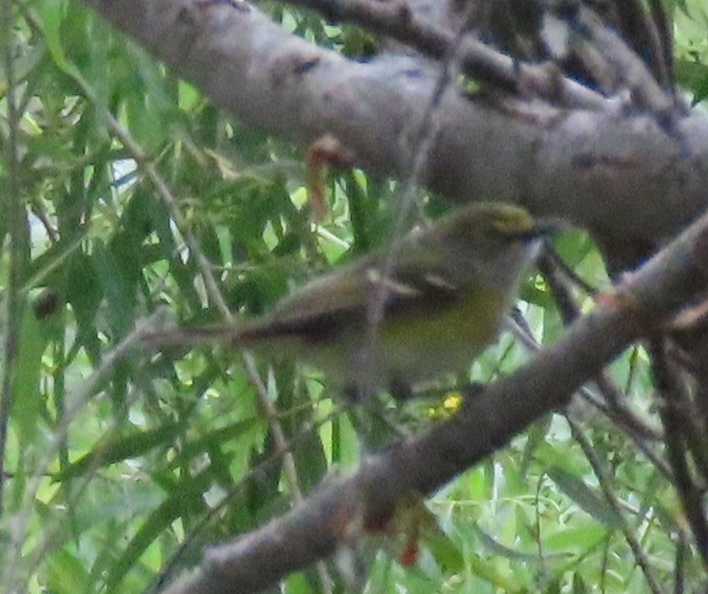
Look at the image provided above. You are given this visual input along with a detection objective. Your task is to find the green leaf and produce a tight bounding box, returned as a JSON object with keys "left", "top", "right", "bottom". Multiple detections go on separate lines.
{"left": 546, "top": 466, "right": 624, "bottom": 529}
{"left": 54, "top": 421, "right": 184, "bottom": 481}
{"left": 44, "top": 547, "right": 90, "bottom": 594}
{"left": 12, "top": 307, "right": 46, "bottom": 444}
{"left": 33, "top": 0, "right": 76, "bottom": 77}
{"left": 105, "top": 471, "right": 213, "bottom": 591}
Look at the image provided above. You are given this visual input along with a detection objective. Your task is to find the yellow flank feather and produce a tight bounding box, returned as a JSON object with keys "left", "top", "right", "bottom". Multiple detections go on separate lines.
{"left": 374, "top": 286, "right": 504, "bottom": 384}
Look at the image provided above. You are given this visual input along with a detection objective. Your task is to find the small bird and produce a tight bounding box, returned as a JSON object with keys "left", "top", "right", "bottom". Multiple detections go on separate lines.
{"left": 143, "top": 203, "right": 554, "bottom": 401}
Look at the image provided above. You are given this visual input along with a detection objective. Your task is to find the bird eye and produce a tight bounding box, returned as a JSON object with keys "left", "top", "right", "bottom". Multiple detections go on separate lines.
{"left": 492, "top": 210, "right": 534, "bottom": 236}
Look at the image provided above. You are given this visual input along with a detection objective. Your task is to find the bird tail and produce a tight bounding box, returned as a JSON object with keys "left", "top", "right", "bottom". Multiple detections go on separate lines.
{"left": 141, "top": 324, "right": 249, "bottom": 350}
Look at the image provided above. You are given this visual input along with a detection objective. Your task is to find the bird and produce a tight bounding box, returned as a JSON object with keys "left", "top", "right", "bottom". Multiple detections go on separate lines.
{"left": 143, "top": 202, "right": 554, "bottom": 401}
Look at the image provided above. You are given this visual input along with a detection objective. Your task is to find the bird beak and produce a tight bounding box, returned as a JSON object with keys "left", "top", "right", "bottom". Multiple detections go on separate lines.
{"left": 524, "top": 217, "right": 568, "bottom": 242}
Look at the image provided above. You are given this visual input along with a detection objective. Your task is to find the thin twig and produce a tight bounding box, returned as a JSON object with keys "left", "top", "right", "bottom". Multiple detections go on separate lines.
{"left": 360, "top": 0, "right": 481, "bottom": 405}
{"left": 262, "top": 0, "right": 607, "bottom": 109}
{"left": 0, "top": 0, "right": 24, "bottom": 517}
{"left": 649, "top": 338, "right": 708, "bottom": 572}
{"left": 510, "top": 248, "right": 668, "bottom": 474}
{"left": 572, "top": 4, "right": 679, "bottom": 131}
{"left": 565, "top": 415, "right": 667, "bottom": 594}
{"left": 507, "top": 312, "right": 669, "bottom": 479}
{"left": 0, "top": 7, "right": 31, "bottom": 593}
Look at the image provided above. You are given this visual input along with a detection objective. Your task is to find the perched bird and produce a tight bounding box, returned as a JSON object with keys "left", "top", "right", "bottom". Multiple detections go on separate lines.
{"left": 143, "top": 203, "right": 553, "bottom": 401}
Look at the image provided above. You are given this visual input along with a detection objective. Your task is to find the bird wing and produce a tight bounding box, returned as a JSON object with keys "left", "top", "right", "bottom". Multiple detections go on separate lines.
{"left": 250, "top": 242, "right": 460, "bottom": 340}
{"left": 142, "top": 238, "right": 460, "bottom": 348}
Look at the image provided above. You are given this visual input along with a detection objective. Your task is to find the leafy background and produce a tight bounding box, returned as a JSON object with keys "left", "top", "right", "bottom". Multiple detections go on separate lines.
{"left": 2, "top": 0, "right": 708, "bottom": 592}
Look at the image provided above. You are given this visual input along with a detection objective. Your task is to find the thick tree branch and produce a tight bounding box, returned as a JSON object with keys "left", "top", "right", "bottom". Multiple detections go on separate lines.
{"left": 267, "top": 0, "right": 608, "bottom": 109}
{"left": 157, "top": 203, "right": 708, "bottom": 594}
{"left": 82, "top": 0, "right": 708, "bottom": 266}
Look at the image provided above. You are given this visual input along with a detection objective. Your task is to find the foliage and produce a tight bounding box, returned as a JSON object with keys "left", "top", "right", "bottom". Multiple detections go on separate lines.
{"left": 1, "top": 1, "right": 707, "bottom": 593}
